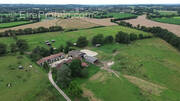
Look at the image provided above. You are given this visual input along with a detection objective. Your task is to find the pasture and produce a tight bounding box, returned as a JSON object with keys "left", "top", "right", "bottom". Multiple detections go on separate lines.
{"left": 81, "top": 38, "right": 180, "bottom": 101}
{"left": 157, "top": 10, "right": 178, "bottom": 16}
{"left": 0, "top": 55, "right": 66, "bottom": 101}
{"left": 152, "top": 16, "right": 180, "bottom": 25}
{"left": 0, "top": 25, "right": 151, "bottom": 50}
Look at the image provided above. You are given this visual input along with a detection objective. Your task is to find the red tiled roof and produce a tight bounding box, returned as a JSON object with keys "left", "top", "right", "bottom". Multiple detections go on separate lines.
{"left": 81, "top": 62, "right": 88, "bottom": 67}
{"left": 37, "top": 52, "right": 64, "bottom": 64}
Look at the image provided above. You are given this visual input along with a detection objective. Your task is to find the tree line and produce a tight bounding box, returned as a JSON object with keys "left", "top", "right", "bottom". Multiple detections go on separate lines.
{"left": 111, "top": 16, "right": 137, "bottom": 22}
{"left": 116, "top": 21, "right": 180, "bottom": 51}
{"left": 0, "top": 26, "right": 63, "bottom": 37}
{"left": 0, "top": 39, "right": 29, "bottom": 56}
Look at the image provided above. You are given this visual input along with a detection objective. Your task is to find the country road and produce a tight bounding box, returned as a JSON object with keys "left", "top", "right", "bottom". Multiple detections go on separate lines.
{"left": 48, "top": 70, "right": 71, "bottom": 101}
{"left": 124, "top": 15, "right": 180, "bottom": 37}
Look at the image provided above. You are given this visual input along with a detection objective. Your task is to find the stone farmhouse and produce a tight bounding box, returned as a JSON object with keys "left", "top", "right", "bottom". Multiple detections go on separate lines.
{"left": 37, "top": 52, "right": 65, "bottom": 66}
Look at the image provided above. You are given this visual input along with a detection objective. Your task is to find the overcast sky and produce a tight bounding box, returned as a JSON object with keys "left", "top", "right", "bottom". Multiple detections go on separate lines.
{"left": 0, "top": 0, "right": 180, "bottom": 5}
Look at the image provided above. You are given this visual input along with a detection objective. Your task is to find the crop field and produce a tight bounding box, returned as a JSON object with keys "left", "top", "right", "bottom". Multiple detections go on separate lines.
{"left": 56, "top": 18, "right": 100, "bottom": 29}
{"left": 152, "top": 16, "right": 180, "bottom": 25}
{"left": 125, "top": 15, "right": 180, "bottom": 37}
{"left": 0, "top": 25, "right": 151, "bottom": 50}
{"left": 80, "top": 38, "right": 180, "bottom": 101}
{"left": 0, "top": 21, "right": 33, "bottom": 29}
{"left": 0, "top": 55, "right": 66, "bottom": 101}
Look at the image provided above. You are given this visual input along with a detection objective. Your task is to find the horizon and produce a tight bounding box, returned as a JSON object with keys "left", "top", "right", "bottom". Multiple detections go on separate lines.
{"left": 0, "top": 0, "right": 180, "bottom": 5}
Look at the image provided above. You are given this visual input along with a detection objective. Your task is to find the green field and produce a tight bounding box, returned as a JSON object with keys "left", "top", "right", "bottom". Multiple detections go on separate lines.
{"left": 94, "top": 13, "right": 137, "bottom": 19}
{"left": 81, "top": 38, "right": 180, "bottom": 101}
{"left": 0, "top": 21, "right": 32, "bottom": 28}
{"left": 0, "top": 25, "right": 151, "bottom": 50}
{"left": 0, "top": 55, "right": 66, "bottom": 101}
{"left": 0, "top": 25, "right": 180, "bottom": 101}
{"left": 157, "top": 10, "right": 178, "bottom": 16}
{"left": 152, "top": 16, "right": 180, "bottom": 25}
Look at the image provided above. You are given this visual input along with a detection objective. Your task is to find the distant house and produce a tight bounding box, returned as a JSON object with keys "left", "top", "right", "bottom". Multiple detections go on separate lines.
{"left": 37, "top": 52, "right": 65, "bottom": 66}
{"left": 68, "top": 50, "right": 85, "bottom": 58}
{"left": 84, "top": 55, "right": 98, "bottom": 64}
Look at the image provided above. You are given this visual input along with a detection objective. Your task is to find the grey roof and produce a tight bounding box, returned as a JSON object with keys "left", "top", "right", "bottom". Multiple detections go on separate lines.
{"left": 84, "top": 55, "right": 98, "bottom": 64}
{"left": 68, "top": 50, "right": 85, "bottom": 57}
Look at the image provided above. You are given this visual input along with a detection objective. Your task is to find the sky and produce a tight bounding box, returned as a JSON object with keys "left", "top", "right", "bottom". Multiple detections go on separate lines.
{"left": 0, "top": 0, "right": 180, "bottom": 5}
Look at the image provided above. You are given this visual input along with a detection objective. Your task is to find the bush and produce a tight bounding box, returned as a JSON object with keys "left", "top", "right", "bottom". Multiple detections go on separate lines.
{"left": 104, "top": 35, "right": 114, "bottom": 44}
{"left": 0, "top": 43, "right": 7, "bottom": 55}
{"left": 92, "top": 34, "right": 104, "bottom": 46}
{"left": 76, "top": 36, "right": 88, "bottom": 48}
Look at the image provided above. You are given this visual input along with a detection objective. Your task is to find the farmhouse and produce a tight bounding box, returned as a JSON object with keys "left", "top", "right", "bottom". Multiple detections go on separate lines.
{"left": 37, "top": 52, "right": 65, "bottom": 66}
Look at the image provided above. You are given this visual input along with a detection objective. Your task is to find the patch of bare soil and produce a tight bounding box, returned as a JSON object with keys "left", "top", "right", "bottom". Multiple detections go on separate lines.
{"left": 81, "top": 18, "right": 117, "bottom": 26}
{"left": 56, "top": 18, "right": 100, "bottom": 29}
{"left": 82, "top": 87, "right": 101, "bottom": 101}
{"left": 124, "top": 75, "right": 167, "bottom": 96}
{"left": 101, "top": 61, "right": 120, "bottom": 78}
{"left": 0, "top": 19, "right": 58, "bottom": 32}
{"left": 124, "top": 15, "right": 180, "bottom": 37}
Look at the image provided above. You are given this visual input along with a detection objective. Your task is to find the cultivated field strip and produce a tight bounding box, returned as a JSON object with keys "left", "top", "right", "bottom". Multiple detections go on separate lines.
{"left": 125, "top": 15, "right": 180, "bottom": 37}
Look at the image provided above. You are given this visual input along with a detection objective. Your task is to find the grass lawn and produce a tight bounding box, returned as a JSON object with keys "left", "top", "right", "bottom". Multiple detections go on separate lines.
{"left": 0, "top": 21, "right": 32, "bottom": 28}
{"left": 152, "top": 16, "right": 180, "bottom": 25}
{"left": 0, "top": 55, "right": 66, "bottom": 101}
{"left": 0, "top": 25, "right": 151, "bottom": 50}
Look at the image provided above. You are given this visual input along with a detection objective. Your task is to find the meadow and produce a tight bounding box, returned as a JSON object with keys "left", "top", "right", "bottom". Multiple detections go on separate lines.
{"left": 157, "top": 10, "right": 178, "bottom": 16}
{"left": 0, "top": 21, "right": 33, "bottom": 29}
{"left": 0, "top": 55, "right": 66, "bottom": 101}
{"left": 152, "top": 16, "right": 180, "bottom": 25}
{"left": 1, "top": 25, "right": 180, "bottom": 101}
{"left": 83, "top": 38, "right": 180, "bottom": 101}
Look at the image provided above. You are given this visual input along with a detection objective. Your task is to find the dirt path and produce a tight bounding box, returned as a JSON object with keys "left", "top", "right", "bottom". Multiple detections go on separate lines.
{"left": 124, "top": 15, "right": 180, "bottom": 37}
{"left": 101, "top": 61, "right": 120, "bottom": 78}
{"left": 48, "top": 69, "right": 71, "bottom": 101}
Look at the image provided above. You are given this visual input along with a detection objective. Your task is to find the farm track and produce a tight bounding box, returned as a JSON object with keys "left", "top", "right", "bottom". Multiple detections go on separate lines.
{"left": 124, "top": 15, "right": 180, "bottom": 37}
{"left": 48, "top": 69, "right": 71, "bottom": 101}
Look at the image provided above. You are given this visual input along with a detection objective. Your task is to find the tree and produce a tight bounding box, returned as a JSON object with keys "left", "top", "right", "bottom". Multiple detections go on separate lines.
{"left": 58, "top": 45, "right": 64, "bottom": 52}
{"left": 130, "top": 33, "right": 138, "bottom": 41}
{"left": 139, "top": 34, "right": 144, "bottom": 39}
{"left": 30, "top": 46, "right": 50, "bottom": 61}
{"left": 69, "top": 59, "right": 82, "bottom": 77}
{"left": 43, "top": 62, "right": 50, "bottom": 72}
{"left": 16, "top": 39, "right": 29, "bottom": 52}
{"left": 92, "top": 34, "right": 104, "bottom": 46}
{"left": 104, "top": 35, "right": 114, "bottom": 44}
{"left": 0, "top": 43, "right": 7, "bottom": 55}
{"left": 66, "top": 81, "right": 83, "bottom": 96}
{"left": 10, "top": 43, "right": 18, "bottom": 53}
{"left": 66, "top": 41, "right": 73, "bottom": 47}
{"left": 57, "top": 64, "right": 72, "bottom": 88}
{"left": 76, "top": 36, "right": 88, "bottom": 47}
{"left": 64, "top": 46, "right": 70, "bottom": 54}
{"left": 115, "top": 31, "right": 130, "bottom": 44}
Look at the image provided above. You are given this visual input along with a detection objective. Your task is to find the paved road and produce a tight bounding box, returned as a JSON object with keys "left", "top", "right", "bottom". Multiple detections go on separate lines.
{"left": 125, "top": 15, "right": 180, "bottom": 37}
{"left": 48, "top": 70, "right": 71, "bottom": 101}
